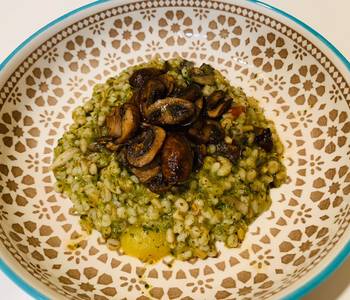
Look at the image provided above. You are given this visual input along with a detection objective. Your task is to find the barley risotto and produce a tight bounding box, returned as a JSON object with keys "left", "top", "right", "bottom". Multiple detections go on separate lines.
{"left": 52, "top": 58, "right": 287, "bottom": 262}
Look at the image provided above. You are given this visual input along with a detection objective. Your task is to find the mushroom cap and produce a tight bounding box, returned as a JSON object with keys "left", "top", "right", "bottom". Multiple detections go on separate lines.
{"left": 129, "top": 67, "right": 165, "bottom": 89}
{"left": 116, "top": 104, "right": 141, "bottom": 144}
{"left": 187, "top": 119, "right": 224, "bottom": 144}
{"left": 254, "top": 128, "right": 273, "bottom": 152}
{"left": 161, "top": 133, "right": 193, "bottom": 185}
{"left": 106, "top": 104, "right": 140, "bottom": 144}
{"left": 146, "top": 173, "right": 170, "bottom": 194}
{"left": 130, "top": 159, "right": 161, "bottom": 183}
{"left": 206, "top": 90, "right": 233, "bottom": 119}
{"left": 216, "top": 142, "right": 241, "bottom": 163}
{"left": 126, "top": 124, "right": 166, "bottom": 167}
{"left": 145, "top": 97, "right": 196, "bottom": 126}
{"left": 178, "top": 83, "right": 203, "bottom": 102}
{"left": 106, "top": 107, "right": 122, "bottom": 138}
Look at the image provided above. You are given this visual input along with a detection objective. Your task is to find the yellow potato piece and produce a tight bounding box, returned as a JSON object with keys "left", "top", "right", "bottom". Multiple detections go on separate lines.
{"left": 121, "top": 226, "right": 170, "bottom": 263}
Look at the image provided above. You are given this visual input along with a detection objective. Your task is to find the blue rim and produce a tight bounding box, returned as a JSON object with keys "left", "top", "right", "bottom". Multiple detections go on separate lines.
{"left": 0, "top": 1, "right": 349, "bottom": 299}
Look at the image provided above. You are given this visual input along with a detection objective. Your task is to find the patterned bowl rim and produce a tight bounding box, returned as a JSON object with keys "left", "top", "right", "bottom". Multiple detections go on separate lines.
{"left": 0, "top": 0, "right": 349, "bottom": 299}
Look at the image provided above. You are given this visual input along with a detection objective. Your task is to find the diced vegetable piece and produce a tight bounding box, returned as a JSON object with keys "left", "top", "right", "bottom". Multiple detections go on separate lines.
{"left": 229, "top": 105, "right": 246, "bottom": 119}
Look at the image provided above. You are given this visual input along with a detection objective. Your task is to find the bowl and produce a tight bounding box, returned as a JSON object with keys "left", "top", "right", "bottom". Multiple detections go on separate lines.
{"left": 0, "top": 0, "right": 349, "bottom": 299}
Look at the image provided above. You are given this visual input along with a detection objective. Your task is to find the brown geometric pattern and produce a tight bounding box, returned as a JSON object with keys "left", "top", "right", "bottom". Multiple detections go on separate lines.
{"left": 0, "top": 1, "right": 349, "bottom": 299}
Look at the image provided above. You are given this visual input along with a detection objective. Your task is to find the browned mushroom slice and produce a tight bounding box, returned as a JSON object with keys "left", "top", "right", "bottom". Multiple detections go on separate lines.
{"left": 195, "top": 97, "right": 204, "bottom": 115}
{"left": 206, "top": 90, "right": 233, "bottom": 118}
{"left": 140, "top": 78, "right": 167, "bottom": 106}
{"left": 126, "top": 125, "right": 166, "bottom": 167}
{"left": 254, "top": 128, "right": 273, "bottom": 152}
{"left": 205, "top": 120, "right": 225, "bottom": 144}
{"left": 146, "top": 97, "right": 195, "bottom": 125}
{"left": 190, "top": 65, "right": 216, "bottom": 86}
{"left": 106, "top": 104, "right": 140, "bottom": 144}
{"left": 118, "top": 104, "right": 140, "bottom": 143}
{"left": 158, "top": 74, "right": 175, "bottom": 95}
{"left": 191, "top": 74, "right": 216, "bottom": 85}
{"left": 187, "top": 120, "right": 224, "bottom": 144}
{"left": 146, "top": 173, "right": 170, "bottom": 194}
{"left": 106, "top": 107, "right": 122, "bottom": 138}
{"left": 207, "top": 97, "right": 232, "bottom": 118}
{"left": 216, "top": 142, "right": 241, "bottom": 163}
{"left": 179, "top": 84, "right": 203, "bottom": 102}
{"left": 129, "top": 67, "right": 165, "bottom": 89}
{"left": 129, "top": 89, "right": 140, "bottom": 106}
{"left": 130, "top": 159, "right": 161, "bottom": 183}
{"left": 206, "top": 90, "right": 225, "bottom": 109}
{"left": 179, "top": 96, "right": 204, "bottom": 126}
{"left": 193, "top": 144, "right": 207, "bottom": 172}
{"left": 161, "top": 133, "right": 193, "bottom": 185}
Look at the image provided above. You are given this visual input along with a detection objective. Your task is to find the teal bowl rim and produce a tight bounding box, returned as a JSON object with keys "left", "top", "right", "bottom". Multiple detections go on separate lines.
{"left": 0, "top": 0, "right": 349, "bottom": 299}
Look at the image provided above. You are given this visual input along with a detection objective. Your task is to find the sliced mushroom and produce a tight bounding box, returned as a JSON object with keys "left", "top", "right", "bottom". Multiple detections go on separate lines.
{"left": 199, "top": 63, "right": 215, "bottom": 74}
{"left": 206, "top": 90, "right": 232, "bottom": 118}
{"left": 158, "top": 74, "right": 175, "bottom": 95}
{"left": 193, "top": 144, "right": 207, "bottom": 172}
{"left": 146, "top": 173, "right": 170, "bottom": 194}
{"left": 179, "top": 83, "right": 203, "bottom": 102}
{"left": 190, "top": 64, "right": 216, "bottom": 86}
{"left": 129, "top": 67, "right": 165, "bottom": 89}
{"left": 207, "top": 98, "right": 232, "bottom": 118}
{"left": 195, "top": 97, "right": 204, "bottom": 114}
{"left": 180, "top": 96, "right": 204, "bottom": 127}
{"left": 130, "top": 159, "right": 161, "bottom": 183}
{"left": 206, "top": 90, "right": 225, "bottom": 109}
{"left": 161, "top": 133, "right": 193, "bottom": 185}
{"left": 106, "top": 107, "right": 122, "bottom": 138}
{"left": 254, "top": 128, "right": 273, "bottom": 152}
{"left": 118, "top": 104, "right": 141, "bottom": 143}
{"left": 187, "top": 120, "right": 224, "bottom": 144}
{"left": 140, "top": 78, "right": 167, "bottom": 107}
{"left": 106, "top": 104, "right": 140, "bottom": 144}
{"left": 216, "top": 142, "right": 241, "bottom": 163}
{"left": 126, "top": 125, "right": 166, "bottom": 167}
{"left": 191, "top": 74, "right": 216, "bottom": 86}
{"left": 129, "top": 89, "right": 141, "bottom": 106}
{"left": 145, "top": 97, "right": 195, "bottom": 125}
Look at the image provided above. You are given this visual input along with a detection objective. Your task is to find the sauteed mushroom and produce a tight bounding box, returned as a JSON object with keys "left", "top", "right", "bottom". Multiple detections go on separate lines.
{"left": 145, "top": 97, "right": 195, "bottom": 125}
{"left": 190, "top": 64, "right": 216, "bottom": 86}
{"left": 146, "top": 173, "right": 170, "bottom": 194}
{"left": 192, "top": 144, "right": 207, "bottom": 172}
{"left": 254, "top": 128, "right": 273, "bottom": 152}
{"left": 123, "top": 62, "right": 245, "bottom": 194}
{"left": 106, "top": 104, "right": 140, "bottom": 144}
{"left": 106, "top": 107, "right": 122, "bottom": 138}
{"left": 161, "top": 133, "right": 193, "bottom": 185}
{"left": 158, "top": 73, "right": 175, "bottom": 95}
{"left": 206, "top": 90, "right": 232, "bottom": 119}
{"left": 179, "top": 83, "right": 203, "bottom": 102}
{"left": 216, "top": 142, "right": 241, "bottom": 163}
{"left": 191, "top": 74, "right": 216, "bottom": 86}
{"left": 187, "top": 120, "right": 224, "bottom": 144}
{"left": 140, "top": 78, "right": 167, "bottom": 107}
{"left": 129, "top": 67, "right": 165, "bottom": 88}
{"left": 126, "top": 125, "right": 166, "bottom": 167}
{"left": 130, "top": 159, "right": 161, "bottom": 183}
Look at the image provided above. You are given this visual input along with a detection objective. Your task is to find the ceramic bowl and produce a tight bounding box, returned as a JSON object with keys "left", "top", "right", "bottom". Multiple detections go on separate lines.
{"left": 0, "top": 0, "right": 349, "bottom": 299}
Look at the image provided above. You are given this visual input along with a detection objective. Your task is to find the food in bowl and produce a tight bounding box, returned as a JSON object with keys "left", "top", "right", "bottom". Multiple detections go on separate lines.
{"left": 52, "top": 58, "right": 287, "bottom": 262}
